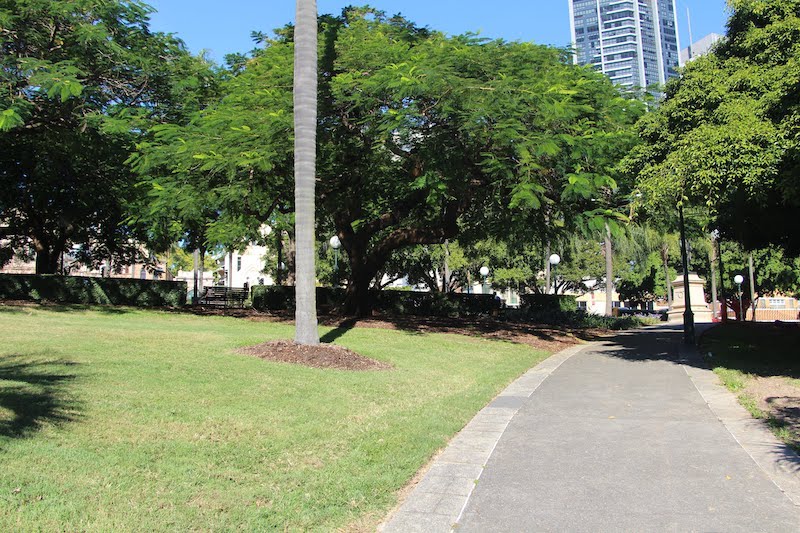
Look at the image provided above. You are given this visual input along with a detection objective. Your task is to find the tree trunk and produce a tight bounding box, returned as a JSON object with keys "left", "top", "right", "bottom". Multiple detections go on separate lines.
{"left": 33, "top": 238, "right": 59, "bottom": 275}
{"left": 709, "top": 241, "right": 718, "bottom": 318}
{"left": 717, "top": 237, "right": 727, "bottom": 322}
{"left": 442, "top": 240, "right": 450, "bottom": 293}
{"left": 293, "top": 0, "right": 319, "bottom": 344}
{"left": 604, "top": 223, "right": 614, "bottom": 316}
{"left": 748, "top": 254, "right": 756, "bottom": 322}
{"left": 544, "top": 241, "right": 551, "bottom": 294}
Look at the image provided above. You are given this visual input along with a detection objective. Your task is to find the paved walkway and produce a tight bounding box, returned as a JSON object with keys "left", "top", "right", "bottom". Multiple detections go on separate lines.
{"left": 382, "top": 325, "right": 800, "bottom": 532}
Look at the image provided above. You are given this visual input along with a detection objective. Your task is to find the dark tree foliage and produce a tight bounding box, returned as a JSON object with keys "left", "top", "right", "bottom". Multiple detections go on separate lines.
{"left": 627, "top": 0, "right": 800, "bottom": 256}
{"left": 0, "top": 0, "right": 217, "bottom": 273}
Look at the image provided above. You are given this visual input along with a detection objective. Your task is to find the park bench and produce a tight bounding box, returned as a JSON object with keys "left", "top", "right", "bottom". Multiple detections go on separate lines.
{"left": 199, "top": 286, "right": 248, "bottom": 308}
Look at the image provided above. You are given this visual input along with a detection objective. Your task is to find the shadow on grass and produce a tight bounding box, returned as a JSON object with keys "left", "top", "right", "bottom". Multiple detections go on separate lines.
{"left": 701, "top": 323, "right": 800, "bottom": 380}
{"left": 0, "top": 356, "right": 80, "bottom": 440}
{"left": 0, "top": 301, "right": 135, "bottom": 315}
{"left": 320, "top": 318, "right": 358, "bottom": 344}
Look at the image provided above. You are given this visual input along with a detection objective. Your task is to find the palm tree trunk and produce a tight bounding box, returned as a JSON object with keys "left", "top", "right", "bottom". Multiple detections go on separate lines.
{"left": 293, "top": 0, "right": 319, "bottom": 345}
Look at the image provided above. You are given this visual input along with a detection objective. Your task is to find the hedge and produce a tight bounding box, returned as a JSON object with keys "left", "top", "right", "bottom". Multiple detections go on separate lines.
{"left": 0, "top": 274, "right": 187, "bottom": 307}
{"left": 520, "top": 294, "right": 578, "bottom": 312}
{"left": 250, "top": 285, "right": 499, "bottom": 317}
{"left": 251, "top": 285, "right": 345, "bottom": 312}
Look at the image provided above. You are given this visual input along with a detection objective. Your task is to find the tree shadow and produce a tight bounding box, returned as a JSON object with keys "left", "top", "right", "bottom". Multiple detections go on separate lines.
{"left": 23, "top": 303, "right": 133, "bottom": 315}
{"left": 588, "top": 326, "right": 690, "bottom": 364}
{"left": 699, "top": 323, "right": 800, "bottom": 380}
{"left": 595, "top": 325, "right": 800, "bottom": 474}
{"left": 0, "top": 356, "right": 80, "bottom": 440}
{"left": 320, "top": 318, "right": 358, "bottom": 344}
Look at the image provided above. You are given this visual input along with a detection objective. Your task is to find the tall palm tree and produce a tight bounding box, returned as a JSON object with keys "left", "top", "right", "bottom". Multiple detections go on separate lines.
{"left": 293, "top": 0, "right": 319, "bottom": 344}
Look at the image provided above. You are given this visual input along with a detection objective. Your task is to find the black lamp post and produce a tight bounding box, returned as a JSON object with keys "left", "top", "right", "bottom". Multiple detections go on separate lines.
{"left": 679, "top": 204, "right": 695, "bottom": 345}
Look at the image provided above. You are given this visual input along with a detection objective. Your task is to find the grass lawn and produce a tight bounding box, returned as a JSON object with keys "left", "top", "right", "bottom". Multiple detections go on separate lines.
{"left": 0, "top": 304, "right": 554, "bottom": 530}
{"left": 700, "top": 323, "right": 800, "bottom": 452}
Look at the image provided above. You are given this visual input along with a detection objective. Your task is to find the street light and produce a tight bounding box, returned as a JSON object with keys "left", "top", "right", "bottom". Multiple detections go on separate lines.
{"left": 329, "top": 236, "right": 341, "bottom": 286}
{"left": 480, "top": 266, "right": 490, "bottom": 294}
{"left": 734, "top": 274, "right": 745, "bottom": 321}
{"left": 549, "top": 254, "right": 561, "bottom": 295}
{"left": 678, "top": 204, "right": 695, "bottom": 344}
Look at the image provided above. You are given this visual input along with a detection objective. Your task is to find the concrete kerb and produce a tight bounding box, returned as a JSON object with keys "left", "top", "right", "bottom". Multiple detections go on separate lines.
{"left": 379, "top": 342, "right": 590, "bottom": 533}
{"left": 680, "top": 339, "right": 800, "bottom": 507}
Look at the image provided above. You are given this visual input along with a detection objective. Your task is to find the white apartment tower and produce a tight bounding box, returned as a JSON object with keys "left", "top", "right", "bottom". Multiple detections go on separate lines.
{"left": 569, "top": 0, "right": 682, "bottom": 88}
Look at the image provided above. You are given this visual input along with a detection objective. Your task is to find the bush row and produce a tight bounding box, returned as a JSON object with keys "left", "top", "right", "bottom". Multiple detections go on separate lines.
{"left": 520, "top": 294, "right": 578, "bottom": 312}
{"left": 503, "top": 308, "right": 661, "bottom": 330}
{"left": 250, "top": 285, "right": 499, "bottom": 317}
{"left": 0, "top": 274, "right": 187, "bottom": 307}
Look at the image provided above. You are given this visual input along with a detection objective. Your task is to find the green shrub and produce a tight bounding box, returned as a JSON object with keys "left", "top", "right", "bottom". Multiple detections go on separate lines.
{"left": 520, "top": 294, "right": 578, "bottom": 312}
{"left": 374, "top": 291, "right": 498, "bottom": 317}
{"left": 250, "top": 285, "right": 499, "bottom": 317}
{"left": 504, "top": 308, "right": 652, "bottom": 330}
{"left": 0, "top": 274, "right": 186, "bottom": 307}
{"left": 250, "top": 286, "right": 346, "bottom": 312}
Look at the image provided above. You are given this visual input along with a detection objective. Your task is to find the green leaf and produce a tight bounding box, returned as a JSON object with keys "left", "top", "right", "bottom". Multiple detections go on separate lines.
{"left": 0, "top": 108, "right": 24, "bottom": 131}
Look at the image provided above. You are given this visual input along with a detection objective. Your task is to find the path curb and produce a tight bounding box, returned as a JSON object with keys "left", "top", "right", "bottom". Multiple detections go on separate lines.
{"left": 380, "top": 342, "right": 590, "bottom": 533}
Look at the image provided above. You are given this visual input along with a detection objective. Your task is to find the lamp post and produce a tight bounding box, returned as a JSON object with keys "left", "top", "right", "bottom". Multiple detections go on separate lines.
{"left": 734, "top": 274, "right": 744, "bottom": 321}
{"left": 549, "top": 254, "right": 561, "bottom": 295}
{"left": 329, "top": 235, "right": 341, "bottom": 286}
{"left": 678, "top": 204, "right": 695, "bottom": 344}
{"left": 480, "top": 266, "right": 490, "bottom": 294}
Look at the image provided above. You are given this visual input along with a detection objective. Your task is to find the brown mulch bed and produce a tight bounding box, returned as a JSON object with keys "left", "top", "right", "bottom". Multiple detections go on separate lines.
{"left": 248, "top": 312, "right": 604, "bottom": 353}
{"left": 236, "top": 340, "right": 392, "bottom": 371}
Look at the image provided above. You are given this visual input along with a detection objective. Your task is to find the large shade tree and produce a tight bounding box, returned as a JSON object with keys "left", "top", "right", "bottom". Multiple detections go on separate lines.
{"left": 0, "top": 0, "right": 214, "bottom": 273}
{"left": 135, "top": 8, "right": 641, "bottom": 316}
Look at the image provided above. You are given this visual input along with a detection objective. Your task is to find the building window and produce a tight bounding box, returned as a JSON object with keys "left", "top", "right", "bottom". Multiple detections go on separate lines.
{"left": 237, "top": 257, "right": 242, "bottom": 272}
{"left": 578, "top": 301, "right": 588, "bottom": 311}
{"left": 768, "top": 298, "right": 787, "bottom": 309}
{"left": 613, "top": 301, "right": 622, "bottom": 308}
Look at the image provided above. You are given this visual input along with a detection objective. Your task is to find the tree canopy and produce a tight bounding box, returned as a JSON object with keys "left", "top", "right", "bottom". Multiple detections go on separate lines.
{"left": 134, "top": 8, "right": 643, "bottom": 314}
{"left": 0, "top": 0, "right": 217, "bottom": 273}
{"left": 625, "top": 0, "right": 800, "bottom": 256}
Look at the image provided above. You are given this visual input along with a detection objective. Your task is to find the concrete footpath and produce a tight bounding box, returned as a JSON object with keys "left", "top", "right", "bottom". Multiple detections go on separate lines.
{"left": 381, "top": 325, "right": 800, "bottom": 532}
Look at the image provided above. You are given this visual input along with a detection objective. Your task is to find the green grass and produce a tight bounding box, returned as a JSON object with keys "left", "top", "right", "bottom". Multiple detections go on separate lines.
{"left": 701, "top": 323, "right": 800, "bottom": 453}
{"left": 0, "top": 305, "right": 552, "bottom": 530}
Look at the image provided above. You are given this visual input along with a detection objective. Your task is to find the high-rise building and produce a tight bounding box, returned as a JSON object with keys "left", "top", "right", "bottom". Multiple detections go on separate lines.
{"left": 680, "top": 33, "right": 724, "bottom": 64}
{"left": 569, "top": 0, "right": 682, "bottom": 88}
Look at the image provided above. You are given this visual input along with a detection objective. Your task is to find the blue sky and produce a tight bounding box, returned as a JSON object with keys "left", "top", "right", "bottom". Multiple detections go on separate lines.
{"left": 147, "top": 1, "right": 730, "bottom": 63}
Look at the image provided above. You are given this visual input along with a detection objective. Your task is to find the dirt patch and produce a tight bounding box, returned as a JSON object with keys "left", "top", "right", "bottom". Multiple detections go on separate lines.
{"left": 236, "top": 340, "right": 391, "bottom": 371}
{"left": 744, "top": 376, "right": 800, "bottom": 448}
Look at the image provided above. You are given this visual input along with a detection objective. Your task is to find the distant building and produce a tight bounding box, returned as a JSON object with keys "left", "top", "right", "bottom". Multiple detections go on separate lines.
{"left": 0, "top": 242, "right": 167, "bottom": 280}
{"left": 680, "top": 32, "right": 724, "bottom": 63}
{"left": 221, "top": 245, "right": 274, "bottom": 288}
{"left": 569, "top": 0, "right": 682, "bottom": 88}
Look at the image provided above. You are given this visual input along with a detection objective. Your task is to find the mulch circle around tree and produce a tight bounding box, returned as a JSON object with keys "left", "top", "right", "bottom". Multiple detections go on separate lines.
{"left": 236, "top": 340, "right": 392, "bottom": 371}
